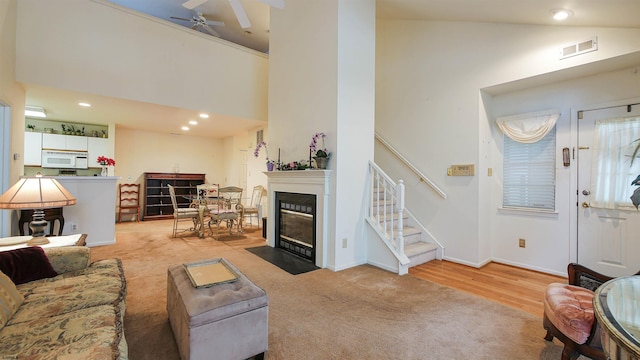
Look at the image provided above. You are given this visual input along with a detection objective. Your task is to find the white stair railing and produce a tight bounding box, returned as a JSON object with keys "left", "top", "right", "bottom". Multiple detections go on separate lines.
{"left": 367, "top": 161, "right": 406, "bottom": 259}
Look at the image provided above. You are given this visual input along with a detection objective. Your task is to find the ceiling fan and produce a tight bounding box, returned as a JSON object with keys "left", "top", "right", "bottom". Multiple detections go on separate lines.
{"left": 170, "top": 11, "right": 225, "bottom": 37}
{"left": 181, "top": 0, "right": 285, "bottom": 29}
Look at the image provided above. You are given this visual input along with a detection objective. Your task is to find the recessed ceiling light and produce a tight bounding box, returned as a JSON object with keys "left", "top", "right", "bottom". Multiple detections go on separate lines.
{"left": 189, "top": 120, "right": 198, "bottom": 125}
{"left": 551, "top": 9, "right": 573, "bottom": 21}
{"left": 78, "top": 102, "right": 91, "bottom": 107}
{"left": 181, "top": 126, "right": 189, "bottom": 131}
{"left": 199, "top": 113, "right": 209, "bottom": 119}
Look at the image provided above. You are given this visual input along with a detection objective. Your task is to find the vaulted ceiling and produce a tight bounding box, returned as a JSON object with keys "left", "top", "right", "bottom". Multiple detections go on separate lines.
{"left": 22, "top": 0, "right": 640, "bottom": 138}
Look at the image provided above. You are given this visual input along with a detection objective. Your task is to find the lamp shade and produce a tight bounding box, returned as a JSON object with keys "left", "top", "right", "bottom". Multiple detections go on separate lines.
{"left": 0, "top": 176, "right": 76, "bottom": 209}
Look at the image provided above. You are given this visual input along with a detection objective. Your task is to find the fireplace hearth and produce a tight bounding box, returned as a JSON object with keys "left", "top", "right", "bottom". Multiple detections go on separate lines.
{"left": 275, "top": 192, "right": 316, "bottom": 262}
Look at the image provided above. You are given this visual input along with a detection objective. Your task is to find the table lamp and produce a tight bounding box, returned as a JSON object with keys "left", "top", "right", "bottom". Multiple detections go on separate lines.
{"left": 0, "top": 173, "right": 76, "bottom": 246}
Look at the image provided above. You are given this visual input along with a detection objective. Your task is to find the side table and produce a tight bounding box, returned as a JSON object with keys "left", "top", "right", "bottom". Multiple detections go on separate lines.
{"left": 0, "top": 233, "right": 87, "bottom": 252}
{"left": 594, "top": 276, "right": 640, "bottom": 360}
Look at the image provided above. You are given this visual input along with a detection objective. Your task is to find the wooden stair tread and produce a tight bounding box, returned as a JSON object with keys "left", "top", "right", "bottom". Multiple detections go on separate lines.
{"left": 405, "top": 241, "right": 437, "bottom": 257}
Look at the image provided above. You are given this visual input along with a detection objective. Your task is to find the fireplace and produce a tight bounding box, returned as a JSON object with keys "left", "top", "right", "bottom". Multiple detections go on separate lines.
{"left": 275, "top": 192, "right": 316, "bottom": 262}
{"left": 265, "top": 170, "right": 331, "bottom": 268}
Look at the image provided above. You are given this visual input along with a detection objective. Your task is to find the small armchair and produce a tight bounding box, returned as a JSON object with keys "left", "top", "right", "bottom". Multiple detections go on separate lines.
{"left": 543, "top": 264, "right": 640, "bottom": 360}
{"left": 242, "top": 185, "right": 264, "bottom": 228}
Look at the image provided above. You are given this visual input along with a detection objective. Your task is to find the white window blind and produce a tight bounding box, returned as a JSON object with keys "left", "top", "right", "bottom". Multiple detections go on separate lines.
{"left": 503, "top": 127, "right": 556, "bottom": 210}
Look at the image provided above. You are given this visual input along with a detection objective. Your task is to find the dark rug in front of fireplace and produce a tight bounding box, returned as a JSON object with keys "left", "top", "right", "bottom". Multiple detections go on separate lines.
{"left": 245, "top": 246, "right": 319, "bottom": 275}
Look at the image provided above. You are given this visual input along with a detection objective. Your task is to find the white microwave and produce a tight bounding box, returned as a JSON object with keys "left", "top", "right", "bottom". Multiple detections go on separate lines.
{"left": 41, "top": 150, "right": 89, "bottom": 169}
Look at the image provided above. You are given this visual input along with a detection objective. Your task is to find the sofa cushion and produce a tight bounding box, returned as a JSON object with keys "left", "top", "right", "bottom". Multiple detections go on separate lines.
{"left": 43, "top": 246, "right": 90, "bottom": 274}
{"left": 0, "top": 271, "right": 24, "bottom": 329}
{"left": 544, "top": 282, "right": 595, "bottom": 344}
{"left": 0, "top": 304, "right": 125, "bottom": 359}
{"left": 9, "top": 259, "right": 126, "bottom": 325}
{"left": 0, "top": 246, "right": 58, "bottom": 285}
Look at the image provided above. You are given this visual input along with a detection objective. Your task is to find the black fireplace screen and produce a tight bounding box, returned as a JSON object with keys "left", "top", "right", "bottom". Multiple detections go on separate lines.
{"left": 275, "top": 192, "right": 316, "bottom": 262}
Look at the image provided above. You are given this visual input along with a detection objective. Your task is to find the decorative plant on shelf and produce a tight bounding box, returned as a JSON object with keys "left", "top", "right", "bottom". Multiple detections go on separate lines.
{"left": 310, "top": 132, "right": 330, "bottom": 159}
{"left": 310, "top": 132, "right": 330, "bottom": 169}
{"left": 26, "top": 124, "right": 35, "bottom": 131}
{"left": 97, "top": 156, "right": 116, "bottom": 166}
{"left": 97, "top": 156, "right": 115, "bottom": 176}
{"left": 254, "top": 141, "right": 275, "bottom": 170}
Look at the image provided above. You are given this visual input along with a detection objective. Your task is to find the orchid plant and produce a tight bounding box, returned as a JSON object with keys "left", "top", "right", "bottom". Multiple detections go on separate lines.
{"left": 97, "top": 156, "right": 116, "bottom": 166}
{"left": 310, "top": 132, "right": 330, "bottom": 158}
{"left": 254, "top": 141, "right": 274, "bottom": 164}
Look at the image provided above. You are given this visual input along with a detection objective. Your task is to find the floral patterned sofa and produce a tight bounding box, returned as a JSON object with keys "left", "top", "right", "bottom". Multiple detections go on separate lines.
{"left": 0, "top": 245, "right": 127, "bottom": 359}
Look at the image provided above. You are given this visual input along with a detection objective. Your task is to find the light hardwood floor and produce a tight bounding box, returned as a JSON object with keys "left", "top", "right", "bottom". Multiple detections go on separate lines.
{"left": 409, "top": 260, "right": 566, "bottom": 317}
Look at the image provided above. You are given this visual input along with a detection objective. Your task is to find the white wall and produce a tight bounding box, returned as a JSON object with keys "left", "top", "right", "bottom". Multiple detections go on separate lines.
{"left": 269, "top": 0, "right": 376, "bottom": 270}
{"left": 15, "top": 0, "right": 268, "bottom": 123}
{"left": 488, "top": 67, "right": 640, "bottom": 275}
{"left": 0, "top": 0, "right": 26, "bottom": 237}
{"left": 115, "top": 127, "right": 227, "bottom": 181}
{"left": 376, "top": 19, "right": 640, "bottom": 271}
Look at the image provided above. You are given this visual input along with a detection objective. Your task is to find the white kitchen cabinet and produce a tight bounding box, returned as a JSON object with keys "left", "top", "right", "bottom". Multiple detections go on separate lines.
{"left": 42, "top": 133, "right": 88, "bottom": 151}
{"left": 87, "top": 137, "right": 109, "bottom": 168}
{"left": 24, "top": 132, "right": 42, "bottom": 166}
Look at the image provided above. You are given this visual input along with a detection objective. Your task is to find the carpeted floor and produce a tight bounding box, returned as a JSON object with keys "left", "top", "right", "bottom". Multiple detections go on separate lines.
{"left": 90, "top": 220, "right": 573, "bottom": 360}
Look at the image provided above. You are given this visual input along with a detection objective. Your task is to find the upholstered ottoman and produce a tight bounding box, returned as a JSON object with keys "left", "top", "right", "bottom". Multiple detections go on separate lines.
{"left": 167, "top": 260, "right": 269, "bottom": 360}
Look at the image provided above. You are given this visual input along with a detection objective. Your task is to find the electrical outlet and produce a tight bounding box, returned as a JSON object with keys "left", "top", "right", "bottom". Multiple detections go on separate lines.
{"left": 71, "top": 223, "right": 78, "bottom": 231}
{"left": 342, "top": 238, "right": 348, "bottom": 248}
{"left": 519, "top": 238, "right": 526, "bottom": 248}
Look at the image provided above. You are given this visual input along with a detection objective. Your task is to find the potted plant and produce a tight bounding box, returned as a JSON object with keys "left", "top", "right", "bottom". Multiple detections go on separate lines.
{"left": 26, "top": 124, "right": 35, "bottom": 131}
{"left": 97, "top": 156, "right": 116, "bottom": 176}
{"left": 310, "top": 132, "right": 330, "bottom": 169}
{"left": 254, "top": 141, "right": 275, "bottom": 171}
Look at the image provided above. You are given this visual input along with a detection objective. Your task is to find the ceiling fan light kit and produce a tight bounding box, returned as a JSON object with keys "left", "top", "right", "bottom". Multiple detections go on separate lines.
{"left": 181, "top": 0, "right": 285, "bottom": 31}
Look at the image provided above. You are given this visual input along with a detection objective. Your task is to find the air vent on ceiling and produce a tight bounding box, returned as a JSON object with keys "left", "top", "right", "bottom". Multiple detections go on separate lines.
{"left": 560, "top": 37, "right": 598, "bottom": 60}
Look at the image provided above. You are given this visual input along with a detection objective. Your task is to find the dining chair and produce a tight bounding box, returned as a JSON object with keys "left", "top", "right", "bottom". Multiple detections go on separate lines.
{"left": 207, "top": 186, "right": 243, "bottom": 238}
{"left": 117, "top": 183, "right": 141, "bottom": 223}
{"left": 196, "top": 183, "right": 219, "bottom": 205}
{"left": 167, "top": 184, "right": 202, "bottom": 237}
{"left": 242, "top": 185, "right": 264, "bottom": 228}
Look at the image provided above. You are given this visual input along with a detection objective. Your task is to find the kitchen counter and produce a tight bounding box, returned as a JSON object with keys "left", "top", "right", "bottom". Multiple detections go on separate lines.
{"left": 54, "top": 176, "right": 120, "bottom": 247}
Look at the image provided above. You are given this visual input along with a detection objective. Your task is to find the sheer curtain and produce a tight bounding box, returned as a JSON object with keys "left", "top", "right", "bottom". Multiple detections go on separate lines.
{"left": 590, "top": 117, "right": 640, "bottom": 209}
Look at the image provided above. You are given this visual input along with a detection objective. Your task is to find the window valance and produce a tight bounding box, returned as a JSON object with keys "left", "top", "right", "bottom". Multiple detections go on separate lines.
{"left": 496, "top": 110, "right": 560, "bottom": 143}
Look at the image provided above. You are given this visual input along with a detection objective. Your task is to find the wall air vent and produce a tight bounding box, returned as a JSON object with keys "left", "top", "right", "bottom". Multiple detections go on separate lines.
{"left": 560, "top": 37, "right": 598, "bottom": 60}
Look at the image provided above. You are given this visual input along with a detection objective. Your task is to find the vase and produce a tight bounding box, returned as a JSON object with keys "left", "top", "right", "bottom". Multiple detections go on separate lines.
{"left": 101, "top": 165, "right": 108, "bottom": 176}
{"left": 315, "top": 157, "right": 328, "bottom": 169}
{"left": 266, "top": 162, "right": 275, "bottom": 171}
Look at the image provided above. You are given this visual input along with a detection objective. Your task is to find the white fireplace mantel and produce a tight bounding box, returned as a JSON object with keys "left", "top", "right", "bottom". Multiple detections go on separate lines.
{"left": 264, "top": 170, "right": 332, "bottom": 268}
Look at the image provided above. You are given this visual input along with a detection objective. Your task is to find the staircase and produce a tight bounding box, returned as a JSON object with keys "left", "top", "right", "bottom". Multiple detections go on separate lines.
{"left": 367, "top": 162, "right": 441, "bottom": 274}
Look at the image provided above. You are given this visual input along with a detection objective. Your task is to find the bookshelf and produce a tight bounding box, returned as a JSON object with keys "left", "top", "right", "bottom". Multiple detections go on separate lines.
{"left": 143, "top": 172, "right": 205, "bottom": 221}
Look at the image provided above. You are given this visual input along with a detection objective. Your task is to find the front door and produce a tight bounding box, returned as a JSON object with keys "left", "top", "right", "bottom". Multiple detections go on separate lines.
{"left": 577, "top": 104, "right": 640, "bottom": 277}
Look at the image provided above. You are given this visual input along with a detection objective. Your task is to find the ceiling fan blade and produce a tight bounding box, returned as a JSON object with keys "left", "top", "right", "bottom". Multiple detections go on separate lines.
{"left": 205, "top": 20, "right": 225, "bottom": 27}
{"left": 182, "top": 0, "right": 208, "bottom": 10}
{"left": 194, "top": 11, "right": 225, "bottom": 27}
{"left": 202, "top": 24, "right": 221, "bottom": 37}
{"left": 228, "top": 0, "right": 252, "bottom": 28}
{"left": 170, "top": 16, "right": 193, "bottom": 22}
{"left": 257, "top": 0, "right": 284, "bottom": 9}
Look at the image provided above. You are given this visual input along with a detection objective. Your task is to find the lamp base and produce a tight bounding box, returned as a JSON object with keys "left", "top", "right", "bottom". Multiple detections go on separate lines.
{"left": 27, "top": 236, "right": 49, "bottom": 246}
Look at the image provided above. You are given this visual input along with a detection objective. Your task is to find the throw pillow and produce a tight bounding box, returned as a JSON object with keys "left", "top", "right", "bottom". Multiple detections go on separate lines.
{"left": 0, "top": 246, "right": 58, "bottom": 285}
{"left": 0, "top": 270, "right": 24, "bottom": 329}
